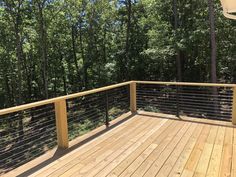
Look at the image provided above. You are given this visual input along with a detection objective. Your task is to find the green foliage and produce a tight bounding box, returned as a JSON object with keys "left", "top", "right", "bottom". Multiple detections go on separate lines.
{"left": 0, "top": 0, "right": 235, "bottom": 108}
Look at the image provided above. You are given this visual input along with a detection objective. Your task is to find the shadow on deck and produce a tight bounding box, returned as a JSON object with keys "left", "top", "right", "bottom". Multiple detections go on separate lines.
{"left": 4, "top": 111, "right": 236, "bottom": 177}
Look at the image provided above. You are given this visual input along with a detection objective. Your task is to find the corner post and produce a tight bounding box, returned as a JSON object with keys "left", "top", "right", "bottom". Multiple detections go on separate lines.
{"left": 130, "top": 81, "right": 137, "bottom": 113}
{"left": 55, "top": 99, "right": 69, "bottom": 149}
{"left": 232, "top": 86, "right": 236, "bottom": 125}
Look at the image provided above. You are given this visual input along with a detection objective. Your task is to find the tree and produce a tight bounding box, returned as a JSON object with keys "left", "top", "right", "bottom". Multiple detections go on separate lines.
{"left": 0, "top": 0, "right": 235, "bottom": 110}
{"left": 208, "top": 0, "right": 217, "bottom": 83}
{"left": 173, "top": 0, "right": 182, "bottom": 81}
{"left": 34, "top": 0, "right": 49, "bottom": 99}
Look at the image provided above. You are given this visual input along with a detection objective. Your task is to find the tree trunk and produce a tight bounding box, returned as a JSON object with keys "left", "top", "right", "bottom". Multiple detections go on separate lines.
{"left": 58, "top": 44, "right": 67, "bottom": 95}
{"left": 208, "top": 0, "right": 218, "bottom": 115}
{"left": 208, "top": 0, "right": 217, "bottom": 83}
{"left": 23, "top": 52, "right": 32, "bottom": 102}
{"left": 173, "top": 0, "right": 182, "bottom": 82}
{"left": 79, "top": 22, "right": 87, "bottom": 89}
{"left": 7, "top": 0, "right": 25, "bottom": 138}
{"left": 4, "top": 75, "right": 12, "bottom": 107}
{"left": 36, "top": 1, "right": 48, "bottom": 99}
{"left": 125, "top": 0, "right": 132, "bottom": 80}
{"left": 71, "top": 24, "right": 81, "bottom": 88}
{"left": 103, "top": 27, "right": 107, "bottom": 63}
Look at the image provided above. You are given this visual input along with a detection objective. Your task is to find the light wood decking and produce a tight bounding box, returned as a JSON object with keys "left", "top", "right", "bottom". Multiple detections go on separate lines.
{"left": 4, "top": 112, "right": 236, "bottom": 177}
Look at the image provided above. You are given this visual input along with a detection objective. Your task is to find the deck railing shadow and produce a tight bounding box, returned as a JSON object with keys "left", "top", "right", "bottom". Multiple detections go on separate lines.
{"left": 15, "top": 112, "right": 135, "bottom": 177}
{"left": 137, "top": 111, "right": 236, "bottom": 128}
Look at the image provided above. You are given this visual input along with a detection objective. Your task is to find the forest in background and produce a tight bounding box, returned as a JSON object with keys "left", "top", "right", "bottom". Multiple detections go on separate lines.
{"left": 0, "top": 0, "right": 236, "bottom": 109}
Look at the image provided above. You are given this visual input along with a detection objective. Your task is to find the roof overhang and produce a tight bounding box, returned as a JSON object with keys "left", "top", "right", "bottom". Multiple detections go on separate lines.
{"left": 220, "top": 0, "right": 236, "bottom": 20}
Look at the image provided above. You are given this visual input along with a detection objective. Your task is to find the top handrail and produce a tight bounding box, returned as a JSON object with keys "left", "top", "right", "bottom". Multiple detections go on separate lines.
{"left": 0, "top": 80, "right": 235, "bottom": 116}
{"left": 0, "top": 81, "right": 132, "bottom": 116}
{"left": 135, "top": 81, "right": 236, "bottom": 87}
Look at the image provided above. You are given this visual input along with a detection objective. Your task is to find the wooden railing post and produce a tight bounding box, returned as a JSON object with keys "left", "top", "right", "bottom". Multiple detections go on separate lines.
{"left": 130, "top": 81, "right": 137, "bottom": 113}
{"left": 232, "top": 86, "right": 236, "bottom": 125}
{"left": 55, "top": 99, "right": 69, "bottom": 149}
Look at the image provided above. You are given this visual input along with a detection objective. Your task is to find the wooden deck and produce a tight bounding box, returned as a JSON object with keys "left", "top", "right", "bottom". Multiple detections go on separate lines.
{"left": 4, "top": 111, "right": 236, "bottom": 177}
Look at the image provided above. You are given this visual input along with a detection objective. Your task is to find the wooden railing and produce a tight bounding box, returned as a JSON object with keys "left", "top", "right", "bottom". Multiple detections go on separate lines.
{"left": 0, "top": 81, "right": 236, "bottom": 174}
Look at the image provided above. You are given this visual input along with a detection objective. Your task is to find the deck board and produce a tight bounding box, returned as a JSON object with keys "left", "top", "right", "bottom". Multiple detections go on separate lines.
{"left": 206, "top": 126, "right": 225, "bottom": 177}
{"left": 44, "top": 116, "right": 149, "bottom": 177}
{"left": 68, "top": 118, "right": 158, "bottom": 177}
{"left": 107, "top": 119, "right": 173, "bottom": 177}
{"left": 3, "top": 111, "right": 236, "bottom": 177}
{"left": 155, "top": 121, "right": 198, "bottom": 177}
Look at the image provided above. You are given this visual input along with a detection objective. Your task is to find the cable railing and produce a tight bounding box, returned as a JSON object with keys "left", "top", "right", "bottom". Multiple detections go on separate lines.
{"left": 0, "top": 104, "right": 57, "bottom": 174}
{"left": 136, "top": 81, "right": 236, "bottom": 121}
{"left": 67, "top": 85, "right": 130, "bottom": 141}
{"left": 0, "top": 80, "right": 235, "bottom": 175}
{"left": 0, "top": 82, "right": 132, "bottom": 174}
